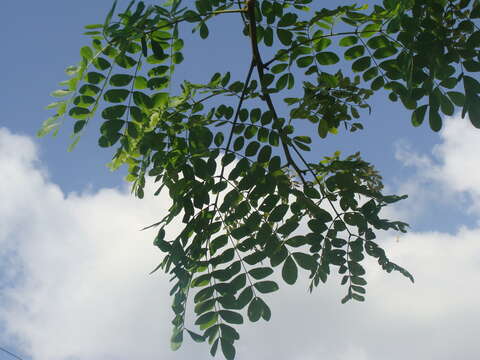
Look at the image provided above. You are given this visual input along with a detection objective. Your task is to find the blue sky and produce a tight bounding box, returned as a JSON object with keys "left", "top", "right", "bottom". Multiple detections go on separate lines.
{"left": 1, "top": 1, "right": 480, "bottom": 360}
{"left": 2, "top": 0, "right": 471, "bottom": 231}
{"left": 1, "top": 0, "right": 440, "bottom": 191}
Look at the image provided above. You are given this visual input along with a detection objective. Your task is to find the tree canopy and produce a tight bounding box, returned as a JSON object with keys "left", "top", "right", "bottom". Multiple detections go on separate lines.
{"left": 41, "top": 0, "right": 480, "bottom": 358}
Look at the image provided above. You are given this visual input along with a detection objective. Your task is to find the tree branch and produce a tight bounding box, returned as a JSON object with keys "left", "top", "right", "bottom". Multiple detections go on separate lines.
{"left": 246, "top": 0, "right": 308, "bottom": 184}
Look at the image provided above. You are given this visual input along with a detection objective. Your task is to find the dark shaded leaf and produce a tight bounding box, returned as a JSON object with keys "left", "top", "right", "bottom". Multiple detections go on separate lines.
{"left": 110, "top": 74, "right": 133, "bottom": 87}
{"left": 221, "top": 338, "right": 236, "bottom": 360}
{"left": 292, "top": 252, "right": 317, "bottom": 270}
{"left": 249, "top": 267, "right": 274, "bottom": 280}
{"left": 104, "top": 89, "right": 129, "bottom": 103}
{"left": 102, "top": 105, "right": 127, "bottom": 119}
{"left": 429, "top": 106, "right": 442, "bottom": 132}
{"left": 253, "top": 281, "right": 279, "bottom": 294}
{"left": 69, "top": 107, "right": 91, "bottom": 120}
{"left": 247, "top": 297, "right": 263, "bottom": 322}
{"left": 237, "top": 286, "right": 253, "bottom": 309}
{"left": 282, "top": 256, "right": 298, "bottom": 285}
{"left": 219, "top": 310, "right": 243, "bottom": 324}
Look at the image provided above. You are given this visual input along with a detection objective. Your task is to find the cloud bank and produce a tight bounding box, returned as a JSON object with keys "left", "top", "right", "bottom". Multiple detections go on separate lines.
{"left": 0, "top": 117, "right": 479, "bottom": 360}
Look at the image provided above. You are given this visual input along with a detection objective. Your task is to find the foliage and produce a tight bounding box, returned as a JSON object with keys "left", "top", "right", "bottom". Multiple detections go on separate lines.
{"left": 41, "top": 0, "right": 480, "bottom": 358}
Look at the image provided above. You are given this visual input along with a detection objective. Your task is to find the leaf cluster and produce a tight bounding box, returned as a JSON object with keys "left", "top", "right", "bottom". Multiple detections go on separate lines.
{"left": 41, "top": 0, "right": 480, "bottom": 358}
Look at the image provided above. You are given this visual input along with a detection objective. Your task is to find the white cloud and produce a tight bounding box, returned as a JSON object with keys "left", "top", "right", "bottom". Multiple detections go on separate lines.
{"left": 433, "top": 117, "right": 480, "bottom": 196}
{"left": 0, "top": 128, "right": 175, "bottom": 360}
{"left": 0, "top": 124, "right": 479, "bottom": 360}
{"left": 393, "top": 114, "right": 480, "bottom": 220}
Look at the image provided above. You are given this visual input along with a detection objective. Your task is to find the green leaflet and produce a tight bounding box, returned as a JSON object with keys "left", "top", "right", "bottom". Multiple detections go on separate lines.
{"left": 219, "top": 310, "right": 243, "bottom": 325}
{"left": 102, "top": 105, "right": 127, "bottom": 119}
{"left": 221, "top": 339, "right": 236, "bottom": 360}
{"left": 69, "top": 107, "right": 91, "bottom": 120}
{"left": 110, "top": 74, "right": 133, "bottom": 87}
{"left": 73, "top": 95, "right": 95, "bottom": 107}
{"left": 253, "top": 281, "right": 279, "bottom": 294}
{"left": 51, "top": 89, "right": 72, "bottom": 98}
{"left": 277, "top": 28, "right": 293, "bottom": 45}
{"left": 115, "top": 54, "right": 137, "bottom": 68}
{"left": 344, "top": 45, "right": 365, "bottom": 60}
{"left": 282, "top": 256, "right": 298, "bottom": 285}
{"left": 339, "top": 35, "right": 358, "bottom": 47}
{"left": 248, "top": 267, "right": 274, "bottom": 280}
{"left": 104, "top": 89, "right": 129, "bottom": 103}
{"left": 316, "top": 52, "right": 340, "bottom": 65}
{"left": 292, "top": 252, "right": 317, "bottom": 271}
